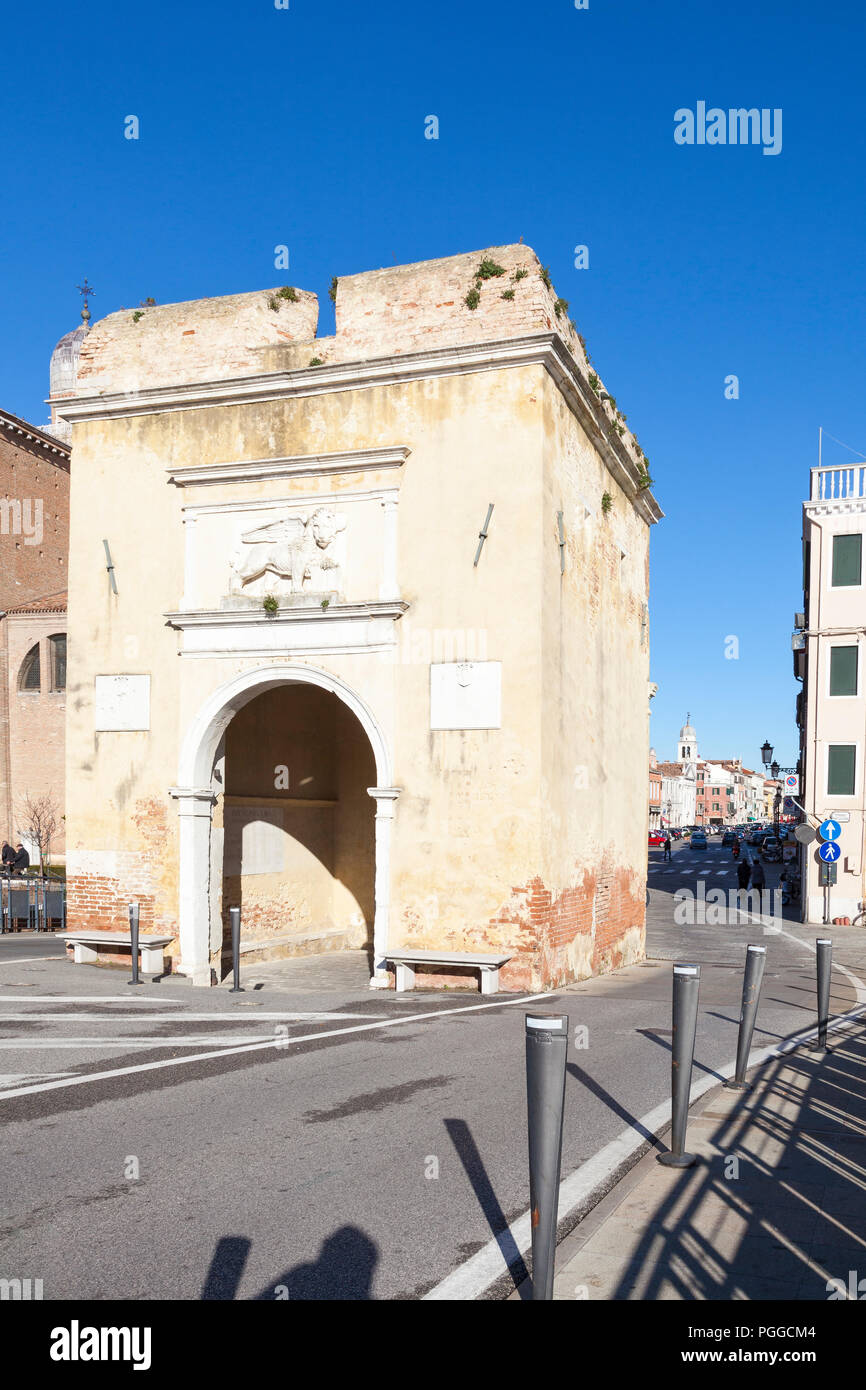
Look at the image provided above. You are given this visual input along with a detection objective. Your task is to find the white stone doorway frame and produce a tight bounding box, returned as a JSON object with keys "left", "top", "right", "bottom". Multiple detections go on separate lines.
{"left": 169, "top": 664, "right": 398, "bottom": 987}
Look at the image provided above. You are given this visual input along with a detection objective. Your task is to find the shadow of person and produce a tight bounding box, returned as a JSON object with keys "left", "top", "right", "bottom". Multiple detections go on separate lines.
{"left": 201, "top": 1236, "right": 252, "bottom": 1300}
{"left": 254, "top": 1225, "right": 379, "bottom": 1300}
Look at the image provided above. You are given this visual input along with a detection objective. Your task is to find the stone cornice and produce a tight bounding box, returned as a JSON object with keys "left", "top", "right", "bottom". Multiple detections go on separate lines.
{"left": 168, "top": 445, "right": 410, "bottom": 488}
{"left": 804, "top": 498, "right": 866, "bottom": 518}
{"left": 165, "top": 599, "right": 409, "bottom": 629}
{"left": 59, "top": 333, "right": 663, "bottom": 524}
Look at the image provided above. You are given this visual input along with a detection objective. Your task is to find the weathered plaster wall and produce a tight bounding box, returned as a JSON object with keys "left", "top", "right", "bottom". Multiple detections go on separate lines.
{"left": 64, "top": 244, "right": 659, "bottom": 988}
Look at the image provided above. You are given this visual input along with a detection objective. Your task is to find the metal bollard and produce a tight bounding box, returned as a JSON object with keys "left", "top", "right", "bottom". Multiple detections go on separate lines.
{"left": 525, "top": 1012, "right": 568, "bottom": 1300}
{"left": 229, "top": 907, "right": 243, "bottom": 993}
{"left": 657, "top": 963, "right": 701, "bottom": 1168}
{"left": 816, "top": 938, "right": 832, "bottom": 1050}
{"left": 726, "top": 945, "right": 767, "bottom": 1090}
{"left": 127, "top": 902, "right": 142, "bottom": 985}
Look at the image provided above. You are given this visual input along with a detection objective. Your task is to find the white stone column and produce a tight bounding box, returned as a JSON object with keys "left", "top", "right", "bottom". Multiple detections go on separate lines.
{"left": 367, "top": 786, "right": 401, "bottom": 987}
{"left": 379, "top": 495, "right": 400, "bottom": 601}
{"left": 169, "top": 786, "right": 215, "bottom": 986}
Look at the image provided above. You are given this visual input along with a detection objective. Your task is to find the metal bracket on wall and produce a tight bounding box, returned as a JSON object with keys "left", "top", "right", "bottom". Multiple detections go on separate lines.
{"left": 557, "top": 511, "right": 566, "bottom": 574}
{"left": 103, "top": 539, "right": 118, "bottom": 594}
{"left": 473, "top": 503, "right": 494, "bottom": 567}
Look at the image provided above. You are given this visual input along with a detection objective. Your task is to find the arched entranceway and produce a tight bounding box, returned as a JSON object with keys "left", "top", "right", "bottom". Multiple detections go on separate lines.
{"left": 170, "top": 665, "right": 398, "bottom": 987}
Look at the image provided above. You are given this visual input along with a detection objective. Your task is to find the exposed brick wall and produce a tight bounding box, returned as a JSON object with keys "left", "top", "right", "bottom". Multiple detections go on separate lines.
{"left": 0, "top": 424, "right": 69, "bottom": 610}
{"left": 2, "top": 615, "right": 66, "bottom": 852}
{"left": 66, "top": 799, "right": 178, "bottom": 966}
{"left": 0, "top": 420, "right": 69, "bottom": 852}
{"left": 75, "top": 290, "right": 319, "bottom": 394}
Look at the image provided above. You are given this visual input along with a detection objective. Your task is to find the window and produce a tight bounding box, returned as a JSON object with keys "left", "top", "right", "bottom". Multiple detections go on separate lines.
{"left": 48, "top": 634, "right": 66, "bottom": 691}
{"left": 830, "top": 645, "right": 858, "bottom": 697}
{"left": 832, "top": 534, "right": 862, "bottom": 587}
{"left": 828, "top": 744, "right": 856, "bottom": 797}
{"left": 18, "top": 643, "right": 40, "bottom": 693}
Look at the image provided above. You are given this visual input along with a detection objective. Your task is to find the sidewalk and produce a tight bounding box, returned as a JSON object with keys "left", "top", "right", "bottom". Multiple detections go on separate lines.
{"left": 527, "top": 1021, "right": 866, "bottom": 1300}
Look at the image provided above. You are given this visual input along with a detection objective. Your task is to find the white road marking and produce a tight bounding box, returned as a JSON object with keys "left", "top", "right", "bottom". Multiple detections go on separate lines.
{"left": 0, "top": 1011, "right": 385, "bottom": 1023}
{"left": 0, "top": 956, "right": 66, "bottom": 965}
{"left": 424, "top": 935, "right": 866, "bottom": 1300}
{"left": 0, "top": 995, "right": 187, "bottom": 1003}
{"left": 0, "top": 1036, "right": 289, "bottom": 1048}
{"left": 0, "top": 993, "right": 537, "bottom": 1100}
{"left": 0, "top": 1072, "right": 75, "bottom": 1085}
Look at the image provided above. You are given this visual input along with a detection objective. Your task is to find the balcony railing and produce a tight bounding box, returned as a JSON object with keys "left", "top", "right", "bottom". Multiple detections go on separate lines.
{"left": 811, "top": 465, "right": 866, "bottom": 501}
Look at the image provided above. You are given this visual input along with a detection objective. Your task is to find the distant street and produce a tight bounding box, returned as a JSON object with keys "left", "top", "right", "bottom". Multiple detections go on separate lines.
{"left": 0, "top": 851, "right": 862, "bottom": 1300}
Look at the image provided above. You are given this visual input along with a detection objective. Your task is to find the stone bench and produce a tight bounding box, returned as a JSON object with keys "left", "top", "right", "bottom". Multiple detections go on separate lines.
{"left": 387, "top": 949, "right": 512, "bottom": 995}
{"left": 58, "top": 931, "right": 174, "bottom": 975}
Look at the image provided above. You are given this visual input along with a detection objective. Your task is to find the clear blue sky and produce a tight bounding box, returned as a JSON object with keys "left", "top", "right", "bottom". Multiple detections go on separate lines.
{"left": 2, "top": 0, "right": 864, "bottom": 770}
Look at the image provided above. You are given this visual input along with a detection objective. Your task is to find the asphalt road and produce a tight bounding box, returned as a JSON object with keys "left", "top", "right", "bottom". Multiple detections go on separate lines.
{"left": 0, "top": 843, "right": 860, "bottom": 1301}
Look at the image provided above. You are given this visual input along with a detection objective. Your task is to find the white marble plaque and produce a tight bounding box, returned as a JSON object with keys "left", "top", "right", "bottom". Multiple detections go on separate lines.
{"left": 430, "top": 661, "right": 501, "bottom": 730}
{"left": 94, "top": 675, "right": 151, "bottom": 732}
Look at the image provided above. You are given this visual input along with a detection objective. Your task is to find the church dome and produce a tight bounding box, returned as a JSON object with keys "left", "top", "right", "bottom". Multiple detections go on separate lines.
{"left": 49, "top": 324, "right": 89, "bottom": 399}
{"left": 679, "top": 721, "right": 697, "bottom": 742}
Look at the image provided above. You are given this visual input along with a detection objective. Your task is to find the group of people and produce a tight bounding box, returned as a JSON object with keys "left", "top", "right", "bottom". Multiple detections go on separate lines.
{"left": 735, "top": 854, "right": 766, "bottom": 891}
{"left": 1, "top": 841, "right": 30, "bottom": 877}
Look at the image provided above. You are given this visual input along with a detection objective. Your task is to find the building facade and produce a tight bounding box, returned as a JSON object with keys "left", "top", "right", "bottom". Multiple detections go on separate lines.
{"left": 0, "top": 408, "right": 70, "bottom": 857}
{"left": 798, "top": 462, "right": 866, "bottom": 922}
{"left": 58, "top": 245, "right": 662, "bottom": 989}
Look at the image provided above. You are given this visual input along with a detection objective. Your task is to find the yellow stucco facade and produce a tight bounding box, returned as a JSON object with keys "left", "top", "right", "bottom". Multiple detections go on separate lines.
{"left": 58, "top": 244, "right": 661, "bottom": 989}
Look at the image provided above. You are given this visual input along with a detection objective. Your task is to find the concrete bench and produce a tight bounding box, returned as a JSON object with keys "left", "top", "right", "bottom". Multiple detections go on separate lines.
{"left": 58, "top": 931, "right": 174, "bottom": 975}
{"left": 387, "top": 949, "right": 512, "bottom": 995}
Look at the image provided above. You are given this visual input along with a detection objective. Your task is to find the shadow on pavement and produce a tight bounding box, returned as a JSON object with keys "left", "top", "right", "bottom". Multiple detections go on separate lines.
{"left": 608, "top": 1024, "right": 866, "bottom": 1299}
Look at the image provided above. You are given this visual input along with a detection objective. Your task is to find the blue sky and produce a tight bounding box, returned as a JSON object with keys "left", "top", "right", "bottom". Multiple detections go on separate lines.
{"left": 2, "top": 0, "right": 864, "bottom": 770}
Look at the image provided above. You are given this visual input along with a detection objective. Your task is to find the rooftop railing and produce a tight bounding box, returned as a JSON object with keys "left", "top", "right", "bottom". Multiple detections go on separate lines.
{"left": 811, "top": 465, "right": 866, "bottom": 501}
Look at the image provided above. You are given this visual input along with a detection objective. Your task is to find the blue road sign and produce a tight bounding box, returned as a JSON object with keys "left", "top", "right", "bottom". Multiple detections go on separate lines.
{"left": 819, "top": 841, "right": 841, "bottom": 863}
{"left": 819, "top": 819, "right": 841, "bottom": 842}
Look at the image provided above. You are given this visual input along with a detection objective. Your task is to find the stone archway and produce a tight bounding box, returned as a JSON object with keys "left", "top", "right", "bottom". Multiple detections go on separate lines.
{"left": 170, "top": 665, "right": 398, "bottom": 987}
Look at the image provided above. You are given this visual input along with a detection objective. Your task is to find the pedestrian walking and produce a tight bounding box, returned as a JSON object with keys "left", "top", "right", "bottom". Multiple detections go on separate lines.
{"left": 737, "top": 858, "right": 752, "bottom": 890}
{"left": 11, "top": 843, "right": 29, "bottom": 876}
{"left": 750, "top": 859, "right": 766, "bottom": 891}
{"left": 663, "top": 834, "right": 672, "bottom": 861}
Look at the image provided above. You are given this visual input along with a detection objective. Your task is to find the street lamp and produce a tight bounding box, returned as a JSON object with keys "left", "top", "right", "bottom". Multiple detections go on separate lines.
{"left": 759, "top": 741, "right": 798, "bottom": 840}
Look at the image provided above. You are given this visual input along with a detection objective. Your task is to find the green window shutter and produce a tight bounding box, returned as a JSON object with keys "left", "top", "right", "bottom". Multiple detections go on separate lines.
{"left": 830, "top": 645, "right": 858, "bottom": 696}
{"left": 832, "top": 534, "right": 862, "bottom": 586}
{"left": 827, "top": 745, "right": 856, "bottom": 796}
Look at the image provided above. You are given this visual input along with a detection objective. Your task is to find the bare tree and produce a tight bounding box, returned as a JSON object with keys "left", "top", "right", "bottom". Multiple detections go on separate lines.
{"left": 16, "top": 793, "right": 60, "bottom": 876}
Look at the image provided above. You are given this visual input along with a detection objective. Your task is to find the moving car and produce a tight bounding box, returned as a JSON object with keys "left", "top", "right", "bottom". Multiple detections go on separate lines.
{"left": 749, "top": 829, "right": 767, "bottom": 847}
{"left": 762, "top": 836, "right": 782, "bottom": 862}
{"left": 690, "top": 831, "right": 708, "bottom": 849}
{"left": 722, "top": 831, "right": 737, "bottom": 846}
{"left": 648, "top": 830, "right": 666, "bottom": 847}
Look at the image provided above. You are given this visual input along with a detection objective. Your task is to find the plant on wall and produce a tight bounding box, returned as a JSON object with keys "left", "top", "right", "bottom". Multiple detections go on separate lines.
{"left": 475, "top": 258, "right": 506, "bottom": 280}
{"left": 329, "top": 277, "right": 338, "bottom": 303}
{"left": 263, "top": 594, "right": 279, "bottom": 614}
{"left": 465, "top": 287, "right": 480, "bottom": 310}
{"left": 601, "top": 491, "right": 613, "bottom": 514}
{"left": 269, "top": 286, "right": 299, "bottom": 310}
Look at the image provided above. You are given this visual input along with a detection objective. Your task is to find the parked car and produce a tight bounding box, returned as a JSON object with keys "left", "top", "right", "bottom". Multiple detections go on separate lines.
{"left": 762, "top": 836, "right": 782, "bottom": 862}
{"left": 690, "top": 831, "right": 708, "bottom": 849}
{"left": 749, "top": 829, "right": 767, "bottom": 847}
{"left": 648, "top": 831, "right": 666, "bottom": 847}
